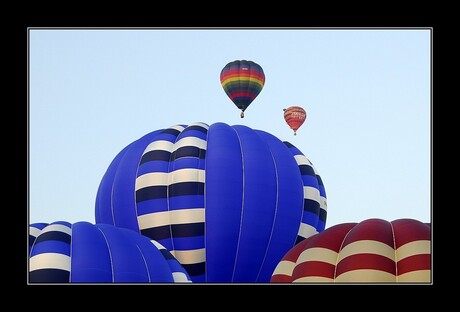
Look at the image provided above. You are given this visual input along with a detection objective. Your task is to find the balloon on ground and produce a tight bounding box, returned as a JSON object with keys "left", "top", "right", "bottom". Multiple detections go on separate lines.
{"left": 271, "top": 218, "right": 431, "bottom": 283}
{"left": 95, "top": 121, "right": 327, "bottom": 282}
{"left": 220, "top": 60, "right": 265, "bottom": 118}
{"left": 29, "top": 221, "right": 192, "bottom": 283}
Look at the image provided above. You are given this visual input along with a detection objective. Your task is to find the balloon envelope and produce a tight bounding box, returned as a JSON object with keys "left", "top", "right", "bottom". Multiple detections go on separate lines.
{"left": 283, "top": 106, "right": 306, "bottom": 135}
{"left": 29, "top": 221, "right": 192, "bottom": 283}
{"left": 271, "top": 218, "right": 431, "bottom": 283}
{"left": 95, "top": 122, "right": 327, "bottom": 282}
{"left": 220, "top": 60, "right": 265, "bottom": 117}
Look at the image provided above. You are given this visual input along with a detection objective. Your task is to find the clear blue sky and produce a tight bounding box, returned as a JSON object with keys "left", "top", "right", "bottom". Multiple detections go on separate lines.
{"left": 28, "top": 28, "right": 431, "bottom": 228}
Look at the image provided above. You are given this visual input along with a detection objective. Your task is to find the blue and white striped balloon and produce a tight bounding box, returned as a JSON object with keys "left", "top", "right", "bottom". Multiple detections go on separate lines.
{"left": 95, "top": 122, "right": 327, "bottom": 282}
{"left": 29, "top": 221, "right": 192, "bottom": 283}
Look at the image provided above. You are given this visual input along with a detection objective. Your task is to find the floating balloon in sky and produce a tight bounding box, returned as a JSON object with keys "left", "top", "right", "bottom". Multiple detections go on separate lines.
{"left": 29, "top": 221, "right": 192, "bottom": 283}
{"left": 220, "top": 60, "right": 265, "bottom": 118}
{"left": 95, "top": 122, "right": 327, "bottom": 282}
{"left": 271, "top": 218, "right": 431, "bottom": 283}
{"left": 283, "top": 106, "right": 306, "bottom": 135}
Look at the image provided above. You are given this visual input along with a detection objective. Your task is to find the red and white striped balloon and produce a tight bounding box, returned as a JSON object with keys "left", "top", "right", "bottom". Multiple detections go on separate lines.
{"left": 271, "top": 218, "right": 431, "bottom": 283}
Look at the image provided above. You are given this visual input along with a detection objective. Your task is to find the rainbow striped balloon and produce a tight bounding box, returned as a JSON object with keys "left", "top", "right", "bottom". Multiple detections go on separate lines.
{"left": 271, "top": 218, "right": 431, "bottom": 283}
{"left": 220, "top": 60, "right": 265, "bottom": 118}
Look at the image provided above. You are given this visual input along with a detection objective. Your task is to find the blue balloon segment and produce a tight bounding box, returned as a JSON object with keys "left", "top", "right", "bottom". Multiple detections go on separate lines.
{"left": 229, "top": 125, "right": 278, "bottom": 282}
{"left": 28, "top": 221, "right": 192, "bottom": 283}
{"left": 95, "top": 144, "right": 130, "bottom": 225}
{"left": 205, "top": 122, "right": 244, "bottom": 282}
{"left": 70, "top": 222, "right": 113, "bottom": 282}
{"left": 253, "top": 130, "right": 304, "bottom": 281}
{"left": 94, "top": 122, "right": 327, "bottom": 282}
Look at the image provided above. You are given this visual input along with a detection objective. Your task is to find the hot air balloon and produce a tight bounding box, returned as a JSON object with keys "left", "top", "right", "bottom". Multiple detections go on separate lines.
{"left": 95, "top": 122, "right": 327, "bottom": 283}
{"left": 29, "top": 221, "right": 192, "bottom": 283}
{"left": 283, "top": 106, "right": 306, "bottom": 135}
{"left": 271, "top": 218, "right": 431, "bottom": 283}
{"left": 220, "top": 60, "right": 265, "bottom": 118}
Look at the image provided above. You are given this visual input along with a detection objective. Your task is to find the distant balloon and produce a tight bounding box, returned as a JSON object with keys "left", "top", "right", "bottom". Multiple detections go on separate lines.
{"left": 271, "top": 218, "right": 431, "bottom": 283}
{"left": 283, "top": 106, "right": 306, "bottom": 135}
{"left": 29, "top": 221, "right": 192, "bottom": 283}
{"left": 220, "top": 60, "right": 265, "bottom": 118}
{"left": 95, "top": 122, "right": 327, "bottom": 282}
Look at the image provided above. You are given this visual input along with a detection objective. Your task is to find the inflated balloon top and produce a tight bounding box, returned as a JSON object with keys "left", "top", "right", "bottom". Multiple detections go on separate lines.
{"left": 283, "top": 106, "right": 306, "bottom": 135}
{"left": 29, "top": 221, "right": 192, "bottom": 283}
{"left": 95, "top": 122, "right": 327, "bottom": 283}
{"left": 271, "top": 218, "right": 431, "bottom": 283}
{"left": 220, "top": 60, "right": 265, "bottom": 118}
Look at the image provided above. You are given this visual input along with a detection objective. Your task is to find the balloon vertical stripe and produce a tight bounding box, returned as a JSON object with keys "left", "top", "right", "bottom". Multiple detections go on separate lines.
{"left": 283, "top": 141, "right": 326, "bottom": 242}
{"left": 135, "top": 126, "right": 185, "bottom": 250}
{"left": 252, "top": 130, "right": 304, "bottom": 282}
{"left": 205, "top": 122, "right": 244, "bottom": 282}
{"left": 168, "top": 122, "right": 208, "bottom": 281}
{"left": 230, "top": 125, "right": 278, "bottom": 282}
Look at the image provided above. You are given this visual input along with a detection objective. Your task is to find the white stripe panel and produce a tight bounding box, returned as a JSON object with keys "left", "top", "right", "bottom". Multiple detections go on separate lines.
{"left": 294, "top": 154, "right": 310, "bottom": 166}
{"left": 29, "top": 253, "right": 71, "bottom": 271}
{"left": 293, "top": 276, "right": 334, "bottom": 283}
{"left": 396, "top": 240, "right": 430, "bottom": 261}
{"left": 143, "top": 140, "right": 174, "bottom": 155}
{"left": 29, "top": 226, "right": 44, "bottom": 238}
{"left": 150, "top": 240, "right": 167, "bottom": 250}
{"left": 171, "top": 248, "right": 205, "bottom": 265}
{"left": 135, "top": 172, "right": 168, "bottom": 190}
{"left": 297, "top": 223, "right": 318, "bottom": 239}
{"left": 335, "top": 269, "right": 396, "bottom": 282}
{"left": 310, "top": 162, "right": 320, "bottom": 175}
{"left": 338, "top": 240, "right": 395, "bottom": 263}
{"left": 40, "top": 224, "right": 72, "bottom": 236}
{"left": 172, "top": 137, "right": 207, "bottom": 152}
{"left": 272, "top": 260, "right": 296, "bottom": 276}
{"left": 397, "top": 270, "right": 431, "bottom": 282}
{"left": 304, "top": 186, "right": 321, "bottom": 203}
{"left": 297, "top": 247, "right": 338, "bottom": 266}
{"left": 172, "top": 272, "right": 193, "bottom": 283}
{"left": 169, "top": 125, "right": 186, "bottom": 132}
{"left": 138, "top": 208, "right": 205, "bottom": 229}
{"left": 320, "top": 196, "right": 327, "bottom": 210}
{"left": 188, "top": 122, "right": 209, "bottom": 130}
{"left": 169, "top": 168, "right": 205, "bottom": 184}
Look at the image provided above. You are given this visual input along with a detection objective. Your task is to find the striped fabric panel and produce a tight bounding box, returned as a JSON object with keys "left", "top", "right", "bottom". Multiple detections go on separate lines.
{"left": 395, "top": 240, "right": 431, "bottom": 281}
{"left": 335, "top": 269, "right": 396, "bottom": 282}
{"left": 136, "top": 125, "right": 185, "bottom": 250}
{"left": 168, "top": 123, "right": 208, "bottom": 279}
{"left": 29, "top": 222, "right": 73, "bottom": 283}
{"left": 310, "top": 163, "right": 327, "bottom": 232}
{"left": 290, "top": 248, "right": 338, "bottom": 281}
{"left": 29, "top": 223, "right": 48, "bottom": 253}
{"left": 289, "top": 151, "right": 322, "bottom": 241}
{"left": 335, "top": 240, "right": 397, "bottom": 281}
{"left": 150, "top": 240, "right": 192, "bottom": 282}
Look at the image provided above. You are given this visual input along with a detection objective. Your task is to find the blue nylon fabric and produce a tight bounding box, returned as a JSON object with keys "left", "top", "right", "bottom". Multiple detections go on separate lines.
{"left": 205, "top": 122, "right": 243, "bottom": 282}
